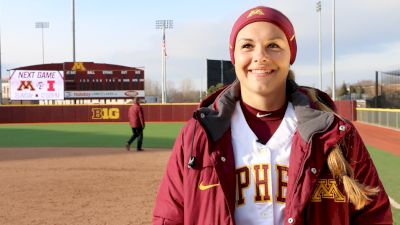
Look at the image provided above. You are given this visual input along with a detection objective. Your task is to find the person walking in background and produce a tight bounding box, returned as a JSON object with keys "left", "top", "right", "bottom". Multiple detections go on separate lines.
{"left": 152, "top": 5, "right": 392, "bottom": 225}
{"left": 126, "top": 97, "right": 145, "bottom": 151}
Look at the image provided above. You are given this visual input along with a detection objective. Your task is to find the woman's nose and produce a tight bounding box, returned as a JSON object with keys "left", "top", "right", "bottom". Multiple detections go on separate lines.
{"left": 253, "top": 48, "right": 269, "bottom": 63}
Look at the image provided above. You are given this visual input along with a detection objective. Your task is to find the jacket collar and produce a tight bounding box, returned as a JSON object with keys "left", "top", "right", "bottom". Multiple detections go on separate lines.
{"left": 196, "top": 79, "right": 334, "bottom": 143}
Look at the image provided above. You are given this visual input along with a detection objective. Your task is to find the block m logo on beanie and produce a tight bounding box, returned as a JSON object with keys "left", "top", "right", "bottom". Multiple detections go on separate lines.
{"left": 247, "top": 9, "right": 264, "bottom": 18}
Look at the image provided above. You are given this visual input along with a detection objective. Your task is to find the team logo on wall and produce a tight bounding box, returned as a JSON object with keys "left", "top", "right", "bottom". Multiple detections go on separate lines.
{"left": 91, "top": 108, "right": 120, "bottom": 120}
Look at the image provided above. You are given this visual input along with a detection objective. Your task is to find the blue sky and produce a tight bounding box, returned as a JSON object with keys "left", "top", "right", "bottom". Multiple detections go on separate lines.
{"left": 1, "top": 0, "right": 400, "bottom": 91}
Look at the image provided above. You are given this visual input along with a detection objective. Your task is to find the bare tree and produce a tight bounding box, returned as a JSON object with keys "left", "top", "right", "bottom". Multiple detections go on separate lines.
{"left": 167, "top": 81, "right": 180, "bottom": 102}
{"left": 145, "top": 79, "right": 161, "bottom": 97}
{"left": 181, "top": 79, "right": 198, "bottom": 102}
{"left": 165, "top": 79, "right": 200, "bottom": 103}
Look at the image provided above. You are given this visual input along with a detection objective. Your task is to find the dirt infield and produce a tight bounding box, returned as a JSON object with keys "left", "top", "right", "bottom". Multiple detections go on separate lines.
{"left": 0, "top": 147, "right": 171, "bottom": 225}
{"left": 353, "top": 122, "right": 400, "bottom": 156}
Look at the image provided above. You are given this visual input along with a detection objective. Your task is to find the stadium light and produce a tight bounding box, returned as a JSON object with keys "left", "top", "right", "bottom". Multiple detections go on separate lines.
{"left": 155, "top": 20, "right": 173, "bottom": 103}
{"left": 316, "top": 1, "right": 322, "bottom": 90}
{"left": 35, "top": 22, "right": 49, "bottom": 64}
{"left": 331, "top": 0, "right": 336, "bottom": 100}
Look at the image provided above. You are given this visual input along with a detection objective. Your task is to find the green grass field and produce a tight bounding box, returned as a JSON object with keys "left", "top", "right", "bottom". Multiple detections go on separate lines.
{"left": 0, "top": 122, "right": 184, "bottom": 148}
{"left": 367, "top": 146, "right": 400, "bottom": 224}
{"left": 0, "top": 123, "right": 398, "bottom": 222}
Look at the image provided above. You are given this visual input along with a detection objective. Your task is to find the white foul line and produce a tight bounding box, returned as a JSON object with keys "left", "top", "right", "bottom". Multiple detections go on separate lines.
{"left": 389, "top": 196, "right": 400, "bottom": 209}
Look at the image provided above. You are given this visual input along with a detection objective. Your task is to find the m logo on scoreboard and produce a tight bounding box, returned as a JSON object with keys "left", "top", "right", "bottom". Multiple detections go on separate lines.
{"left": 71, "top": 62, "right": 86, "bottom": 71}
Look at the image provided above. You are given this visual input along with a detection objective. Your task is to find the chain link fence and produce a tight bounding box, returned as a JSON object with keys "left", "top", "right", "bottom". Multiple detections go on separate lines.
{"left": 357, "top": 108, "right": 400, "bottom": 130}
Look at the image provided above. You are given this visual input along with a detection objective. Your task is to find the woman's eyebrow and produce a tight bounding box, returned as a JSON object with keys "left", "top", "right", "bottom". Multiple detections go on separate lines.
{"left": 237, "top": 38, "right": 253, "bottom": 42}
{"left": 237, "top": 37, "right": 285, "bottom": 42}
{"left": 266, "top": 37, "right": 286, "bottom": 42}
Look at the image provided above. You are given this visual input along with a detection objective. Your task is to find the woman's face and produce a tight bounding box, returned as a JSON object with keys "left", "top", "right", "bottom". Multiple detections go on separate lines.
{"left": 234, "top": 21, "right": 291, "bottom": 100}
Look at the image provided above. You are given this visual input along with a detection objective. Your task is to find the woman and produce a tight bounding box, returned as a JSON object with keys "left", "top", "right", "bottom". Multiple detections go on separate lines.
{"left": 153, "top": 6, "right": 392, "bottom": 225}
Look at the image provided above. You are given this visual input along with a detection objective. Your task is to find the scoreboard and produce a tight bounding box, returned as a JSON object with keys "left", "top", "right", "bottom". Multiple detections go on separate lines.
{"left": 63, "top": 62, "right": 145, "bottom": 99}
{"left": 9, "top": 62, "right": 145, "bottom": 100}
{"left": 206, "top": 59, "right": 236, "bottom": 89}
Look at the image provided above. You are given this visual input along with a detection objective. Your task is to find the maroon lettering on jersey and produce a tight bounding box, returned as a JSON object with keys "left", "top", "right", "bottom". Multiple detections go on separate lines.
{"left": 276, "top": 165, "right": 288, "bottom": 202}
{"left": 236, "top": 166, "right": 250, "bottom": 206}
{"left": 253, "top": 164, "right": 271, "bottom": 202}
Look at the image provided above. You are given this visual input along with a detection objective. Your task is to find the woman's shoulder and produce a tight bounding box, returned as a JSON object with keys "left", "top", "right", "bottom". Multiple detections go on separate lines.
{"left": 180, "top": 118, "right": 206, "bottom": 138}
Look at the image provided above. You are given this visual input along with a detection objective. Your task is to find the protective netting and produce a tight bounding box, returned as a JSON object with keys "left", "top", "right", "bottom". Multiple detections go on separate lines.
{"left": 380, "top": 69, "right": 400, "bottom": 108}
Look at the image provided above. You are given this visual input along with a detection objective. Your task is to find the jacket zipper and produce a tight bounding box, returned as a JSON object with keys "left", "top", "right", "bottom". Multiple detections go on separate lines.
{"left": 296, "top": 112, "right": 342, "bottom": 186}
{"left": 211, "top": 144, "right": 235, "bottom": 224}
{"left": 291, "top": 116, "right": 336, "bottom": 206}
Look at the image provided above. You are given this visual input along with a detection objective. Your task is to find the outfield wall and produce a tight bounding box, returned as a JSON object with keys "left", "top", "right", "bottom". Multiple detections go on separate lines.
{"left": 0, "top": 103, "right": 199, "bottom": 123}
{"left": 335, "top": 100, "right": 357, "bottom": 121}
{"left": 0, "top": 101, "right": 356, "bottom": 123}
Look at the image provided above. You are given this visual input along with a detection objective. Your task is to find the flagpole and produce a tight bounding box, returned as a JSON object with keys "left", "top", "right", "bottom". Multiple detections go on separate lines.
{"left": 162, "top": 27, "right": 166, "bottom": 103}
{"left": 316, "top": 1, "right": 322, "bottom": 90}
{"left": 155, "top": 20, "right": 173, "bottom": 104}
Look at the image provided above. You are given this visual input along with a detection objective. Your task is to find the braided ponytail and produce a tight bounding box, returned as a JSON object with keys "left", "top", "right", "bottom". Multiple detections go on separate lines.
{"left": 304, "top": 87, "right": 379, "bottom": 210}
{"left": 327, "top": 146, "right": 379, "bottom": 209}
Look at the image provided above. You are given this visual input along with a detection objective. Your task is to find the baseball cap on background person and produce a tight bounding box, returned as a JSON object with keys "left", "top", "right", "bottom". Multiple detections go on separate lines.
{"left": 229, "top": 6, "right": 297, "bottom": 65}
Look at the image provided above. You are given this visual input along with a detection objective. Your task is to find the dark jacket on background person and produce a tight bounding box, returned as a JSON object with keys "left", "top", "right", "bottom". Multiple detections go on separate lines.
{"left": 152, "top": 80, "right": 393, "bottom": 225}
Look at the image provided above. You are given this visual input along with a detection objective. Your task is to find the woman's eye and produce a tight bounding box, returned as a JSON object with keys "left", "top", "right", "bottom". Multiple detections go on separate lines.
{"left": 241, "top": 43, "right": 253, "bottom": 49}
{"left": 268, "top": 43, "right": 280, "bottom": 49}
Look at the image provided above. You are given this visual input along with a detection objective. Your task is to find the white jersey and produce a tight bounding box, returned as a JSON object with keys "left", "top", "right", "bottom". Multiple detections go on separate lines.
{"left": 231, "top": 102, "right": 297, "bottom": 225}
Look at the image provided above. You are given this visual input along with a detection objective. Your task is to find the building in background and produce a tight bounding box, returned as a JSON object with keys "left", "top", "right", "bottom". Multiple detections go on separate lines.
{"left": 1, "top": 78, "right": 9, "bottom": 104}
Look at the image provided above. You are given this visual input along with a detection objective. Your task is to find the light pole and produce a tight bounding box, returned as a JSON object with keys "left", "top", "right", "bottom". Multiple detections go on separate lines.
{"left": 35, "top": 22, "right": 49, "bottom": 64}
{"left": 316, "top": 1, "right": 322, "bottom": 90}
{"left": 72, "top": 0, "right": 76, "bottom": 62}
{"left": 331, "top": 0, "right": 336, "bottom": 100}
{"left": 155, "top": 20, "right": 173, "bottom": 104}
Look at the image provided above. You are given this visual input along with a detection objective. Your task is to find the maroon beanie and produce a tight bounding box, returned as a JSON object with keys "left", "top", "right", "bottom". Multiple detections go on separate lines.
{"left": 229, "top": 6, "right": 297, "bottom": 65}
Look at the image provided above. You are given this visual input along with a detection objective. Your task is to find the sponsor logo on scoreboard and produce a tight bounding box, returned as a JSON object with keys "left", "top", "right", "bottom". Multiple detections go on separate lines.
{"left": 64, "top": 90, "right": 145, "bottom": 99}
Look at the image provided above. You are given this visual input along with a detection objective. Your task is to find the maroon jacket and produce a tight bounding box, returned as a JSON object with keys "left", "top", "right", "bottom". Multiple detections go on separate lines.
{"left": 153, "top": 80, "right": 393, "bottom": 225}
{"left": 128, "top": 103, "right": 145, "bottom": 128}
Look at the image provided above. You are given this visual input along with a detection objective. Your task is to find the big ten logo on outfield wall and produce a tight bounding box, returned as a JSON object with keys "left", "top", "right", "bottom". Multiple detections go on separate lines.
{"left": 91, "top": 108, "right": 120, "bottom": 120}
